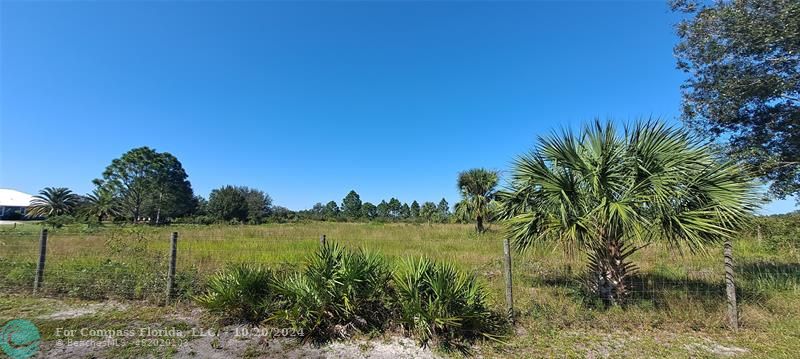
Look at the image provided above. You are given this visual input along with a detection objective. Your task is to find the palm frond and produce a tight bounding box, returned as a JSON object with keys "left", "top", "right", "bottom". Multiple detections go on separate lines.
{"left": 498, "top": 119, "right": 757, "bottom": 303}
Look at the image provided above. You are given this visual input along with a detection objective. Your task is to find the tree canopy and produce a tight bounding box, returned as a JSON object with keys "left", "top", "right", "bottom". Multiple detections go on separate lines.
{"left": 81, "top": 187, "right": 122, "bottom": 222}
{"left": 27, "top": 187, "right": 81, "bottom": 218}
{"left": 207, "top": 185, "right": 272, "bottom": 223}
{"left": 298, "top": 191, "right": 454, "bottom": 223}
{"left": 361, "top": 202, "right": 378, "bottom": 219}
{"left": 410, "top": 201, "right": 421, "bottom": 218}
{"left": 207, "top": 185, "right": 249, "bottom": 222}
{"left": 97, "top": 147, "right": 194, "bottom": 223}
{"left": 342, "top": 190, "right": 363, "bottom": 219}
{"left": 324, "top": 201, "right": 341, "bottom": 219}
{"left": 420, "top": 201, "right": 439, "bottom": 223}
{"left": 673, "top": 0, "right": 800, "bottom": 200}
{"left": 239, "top": 187, "right": 272, "bottom": 223}
{"left": 457, "top": 168, "right": 500, "bottom": 232}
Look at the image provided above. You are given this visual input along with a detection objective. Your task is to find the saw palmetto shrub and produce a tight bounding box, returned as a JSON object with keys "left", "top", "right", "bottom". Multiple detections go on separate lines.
{"left": 196, "top": 264, "right": 278, "bottom": 323}
{"left": 393, "top": 257, "right": 505, "bottom": 353}
{"left": 269, "top": 243, "right": 394, "bottom": 342}
{"left": 195, "top": 243, "right": 505, "bottom": 348}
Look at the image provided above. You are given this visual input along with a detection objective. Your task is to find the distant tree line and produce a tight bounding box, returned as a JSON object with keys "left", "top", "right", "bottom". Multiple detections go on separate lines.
{"left": 25, "top": 146, "right": 482, "bottom": 227}
{"left": 25, "top": 147, "right": 283, "bottom": 226}
{"left": 296, "top": 190, "right": 456, "bottom": 223}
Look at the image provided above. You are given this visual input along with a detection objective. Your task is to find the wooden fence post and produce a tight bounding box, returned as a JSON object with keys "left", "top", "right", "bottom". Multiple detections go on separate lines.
{"left": 166, "top": 232, "right": 178, "bottom": 304}
{"left": 756, "top": 224, "right": 762, "bottom": 244}
{"left": 503, "top": 237, "right": 515, "bottom": 324}
{"left": 724, "top": 238, "right": 738, "bottom": 331}
{"left": 320, "top": 234, "right": 326, "bottom": 246}
{"left": 33, "top": 228, "right": 48, "bottom": 294}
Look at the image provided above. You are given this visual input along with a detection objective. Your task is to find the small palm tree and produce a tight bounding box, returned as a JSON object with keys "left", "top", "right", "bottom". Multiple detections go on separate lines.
{"left": 27, "top": 187, "right": 81, "bottom": 218}
{"left": 82, "top": 188, "right": 122, "bottom": 223}
{"left": 499, "top": 120, "right": 756, "bottom": 305}
{"left": 457, "top": 168, "right": 499, "bottom": 233}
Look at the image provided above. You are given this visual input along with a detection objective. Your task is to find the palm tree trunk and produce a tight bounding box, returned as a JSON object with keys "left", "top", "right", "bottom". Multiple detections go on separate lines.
{"left": 588, "top": 238, "right": 636, "bottom": 306}
{"left": 476, "top": 215, "right": 484, "bottom": 233}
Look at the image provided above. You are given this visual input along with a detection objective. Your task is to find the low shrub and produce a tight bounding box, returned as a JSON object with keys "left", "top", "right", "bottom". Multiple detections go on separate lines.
{"left": 195, "top": 243, "right": 504, "bottom": 350}
{"left": 43, "top": 215, "right": 76, "bottom": 228}
{"left": 270, "top": 243, "right": 393, "bottom": 341}
{"left": 394, "top": 257, "right": 505, "bottom": 353}
{"left": 172, "top": 215, "right": 216, "bottom": 225}
{"left": 196, "top": 264, "right": 277, "bottom": 323}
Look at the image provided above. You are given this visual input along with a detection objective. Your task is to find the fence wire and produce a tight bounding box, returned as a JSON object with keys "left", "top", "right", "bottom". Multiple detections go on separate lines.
{"left": 1, "top": 229, "right": 798, "bottom": 309}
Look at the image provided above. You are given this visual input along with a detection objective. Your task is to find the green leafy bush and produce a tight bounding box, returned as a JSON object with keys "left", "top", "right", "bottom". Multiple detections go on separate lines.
{"left": 172, "top": 215, "right": 216, "bottom": 225}
{"left": 757, "top": 213, "right": 800, "bottom": 251}
{"left": 270, "top": 243, "right": 393, "bottom": 341}
{"left": 43, "top": 215, "right": 76, "bottom": 228}
{"left": 394, "top": 257, "right": 505, "bottom": 352}
{"left": 196, "top": 264, "right": 277, "bottom": 323}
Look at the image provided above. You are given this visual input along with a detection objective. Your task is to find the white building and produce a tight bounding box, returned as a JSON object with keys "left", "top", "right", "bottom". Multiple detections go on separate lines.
{"left": 0, "top": 188, "right": 34, "bottom": 219}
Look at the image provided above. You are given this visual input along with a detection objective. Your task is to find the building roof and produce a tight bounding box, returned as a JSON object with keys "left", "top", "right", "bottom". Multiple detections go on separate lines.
{"left": 0, "top": 188, "right": 35, "bottom": 207}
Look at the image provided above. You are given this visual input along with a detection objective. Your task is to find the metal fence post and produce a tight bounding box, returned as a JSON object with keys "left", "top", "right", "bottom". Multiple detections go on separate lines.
{"left": 724, "top": 239, "right": 738, "bottom": 331}
{"left": 33, "top": 228, "right": 48, "bottom": 294}
{"left": 503, "top": 237, "right": 515, "bottom": 324}
{"left": 320, "top": 234, "right": 326, "bottom": 246}
{"left": 166, "top": 232, "right": 178, "bottom": 304}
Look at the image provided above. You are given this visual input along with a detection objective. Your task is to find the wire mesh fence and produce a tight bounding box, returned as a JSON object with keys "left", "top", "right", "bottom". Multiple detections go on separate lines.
{"left": 1, "top": 226, "right": 798, "bottom": 324}
{"left": 1, "top": 230, "right": 172, "bottom": 301}
{"left": 0, "top": 228, "right": 329, "bottom": 302}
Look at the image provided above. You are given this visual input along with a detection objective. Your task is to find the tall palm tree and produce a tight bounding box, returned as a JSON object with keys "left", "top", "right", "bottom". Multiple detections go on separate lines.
{"left": 82, "top": 188, "right": 122, "bottom": 223}
{"left": 457, "top": 168, "right": 499, "bottom": 233}
{"left": 498, "top": 120, "right": 756, "bottom": 305}
{"left": 27, "top": 187, "right": 81, "bottom": 218}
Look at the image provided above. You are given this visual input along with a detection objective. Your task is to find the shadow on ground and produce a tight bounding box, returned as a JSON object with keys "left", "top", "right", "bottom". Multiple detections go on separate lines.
{"left": 529, "top": 260, "right": 800, "bottom": 310}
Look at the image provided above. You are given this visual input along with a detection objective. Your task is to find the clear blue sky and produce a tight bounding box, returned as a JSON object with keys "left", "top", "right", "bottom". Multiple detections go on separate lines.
{"left": 1, "top": 1, "right": 796, "bottom": 214}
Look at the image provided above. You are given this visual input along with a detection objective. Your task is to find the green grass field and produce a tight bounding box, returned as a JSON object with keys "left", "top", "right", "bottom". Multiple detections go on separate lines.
{"left": 1, "top": 221, "right": 799, "bottom": 357}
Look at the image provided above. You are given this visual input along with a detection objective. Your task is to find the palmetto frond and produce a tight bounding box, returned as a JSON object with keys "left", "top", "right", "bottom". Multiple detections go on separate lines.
{"left": 27, "top": 187, "right": 81, "bottom": 218}
{"left": 270, "top": 242, "right": 393, "bottom": 342}
{"left": 195, "top": 264, "right": 277, "bottom": 323}
{"left": 394, "top": 257, "right": 504, "bottom": 352}
{"left": 502, "top": 119, "right": 756, "bottom": 252}
{"left": 82, "top": 188, "right": 123, "bottom": 221}
{"left": 499, "top": 119, "right": 757, "bottom": 304}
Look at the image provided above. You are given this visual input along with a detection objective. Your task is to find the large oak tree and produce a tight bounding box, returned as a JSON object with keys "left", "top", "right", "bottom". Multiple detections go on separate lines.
{"left": 673, "top": 0, "right": 800, "bottom": 200}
